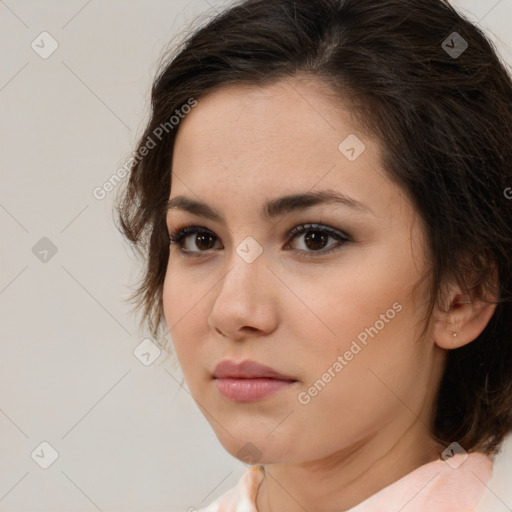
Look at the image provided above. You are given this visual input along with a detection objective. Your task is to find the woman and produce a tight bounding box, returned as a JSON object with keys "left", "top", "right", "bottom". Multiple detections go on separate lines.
{"left": 115, "top": 0, "right": 512, "bottom": 510}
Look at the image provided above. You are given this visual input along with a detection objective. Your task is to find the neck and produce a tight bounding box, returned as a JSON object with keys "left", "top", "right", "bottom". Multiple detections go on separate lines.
{"left": 255, "top": 419, "right": 443, "bottom": 512}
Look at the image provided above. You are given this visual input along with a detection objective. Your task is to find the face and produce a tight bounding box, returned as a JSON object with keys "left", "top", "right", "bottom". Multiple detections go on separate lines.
{"left": 163, "top": 76, "right": 444, "bottom": 465}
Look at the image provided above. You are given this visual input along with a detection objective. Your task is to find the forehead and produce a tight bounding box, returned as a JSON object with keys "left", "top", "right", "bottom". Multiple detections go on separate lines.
{"left": 169, "top": 77, "right": 416, "bottom": 228}
{"left": 172, "top": 77, "right": 371, "bottom": 180}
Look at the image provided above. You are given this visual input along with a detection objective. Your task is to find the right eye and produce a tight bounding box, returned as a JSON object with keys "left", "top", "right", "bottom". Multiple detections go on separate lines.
{"left": 169, "top": 225, "right": 223, "bottom": 255}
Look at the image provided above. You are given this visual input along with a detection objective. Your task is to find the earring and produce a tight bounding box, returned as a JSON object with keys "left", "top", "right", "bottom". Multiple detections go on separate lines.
{"left": 452, "top": 331, "right": 458, "bottom": 338}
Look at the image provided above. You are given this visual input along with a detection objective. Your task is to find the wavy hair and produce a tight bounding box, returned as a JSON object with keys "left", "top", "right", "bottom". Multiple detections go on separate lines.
{"left": 115, "top": 0, "right": 512, "bottom": 454}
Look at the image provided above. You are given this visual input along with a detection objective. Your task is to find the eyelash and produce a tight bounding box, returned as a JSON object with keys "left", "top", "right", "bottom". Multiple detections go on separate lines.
{"left": 168, "top": 223, "right": 351, "bottom": 259}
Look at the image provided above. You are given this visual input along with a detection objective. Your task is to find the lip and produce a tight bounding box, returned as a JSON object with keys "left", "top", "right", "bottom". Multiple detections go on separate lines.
{"left": 213, "top": 359, "right": 296, "bottom": 380}
{"left": 213, "top": 360, "right": 297, "bottom": 402}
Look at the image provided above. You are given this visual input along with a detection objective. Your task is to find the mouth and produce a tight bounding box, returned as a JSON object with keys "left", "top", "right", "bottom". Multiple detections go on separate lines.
{"left": 213, "top": 359, "right": 298, "bottom": 402}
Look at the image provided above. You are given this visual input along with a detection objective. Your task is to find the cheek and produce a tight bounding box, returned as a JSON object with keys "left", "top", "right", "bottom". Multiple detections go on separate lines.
{"left": 286, "top": 255, "right": 412, "bottom": 357}
{"left": 287, "top": 250, "right": 428, "bottom": 401}
{"left": 286, "top": 283, "right": 424, "bottom": 453}
{"left": 162, "top": 266, "right": 207, "bottom": 374}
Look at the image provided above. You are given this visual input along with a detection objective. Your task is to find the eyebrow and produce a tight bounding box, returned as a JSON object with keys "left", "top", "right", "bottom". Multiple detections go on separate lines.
{"left": 165, "top": 189, "right": 374, "bottom": 223}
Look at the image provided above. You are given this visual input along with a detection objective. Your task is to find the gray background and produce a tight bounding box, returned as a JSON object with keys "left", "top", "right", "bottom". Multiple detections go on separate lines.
{"left": 1, "top": 1, "right": 511, "bottom": 510}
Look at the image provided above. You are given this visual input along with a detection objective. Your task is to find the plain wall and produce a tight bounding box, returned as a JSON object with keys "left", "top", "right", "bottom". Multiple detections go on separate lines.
{"left": 1, "top": 1, "right": 511, "bottom": 510}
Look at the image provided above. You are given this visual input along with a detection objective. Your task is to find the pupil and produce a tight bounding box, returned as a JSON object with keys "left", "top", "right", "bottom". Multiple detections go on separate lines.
{"left": 197, "top": 233, "right": 214, "bottom": 250}
{"left": 305, "top": 230, "right": 328, "bottom": 250}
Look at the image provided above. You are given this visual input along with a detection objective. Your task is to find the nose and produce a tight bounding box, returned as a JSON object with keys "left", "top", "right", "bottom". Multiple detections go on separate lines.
{"left": 207, "top": 250, "right": 279, "bottom": 341}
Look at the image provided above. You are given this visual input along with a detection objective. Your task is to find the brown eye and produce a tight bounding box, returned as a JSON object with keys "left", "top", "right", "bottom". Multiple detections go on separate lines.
{"left": 303, "top": 230, "right": 330, "bottom": 251}
{"left": 195, "top": 232, "right": 216, "bottom": 251}
{"left": 169, "top": 223, "right": 350, "bottom": 258}
{"left": 169, "top": 226, "right": 222, "bottom": 254}
{"left": 287, "top": 223, "right": 350, "bottom": 257}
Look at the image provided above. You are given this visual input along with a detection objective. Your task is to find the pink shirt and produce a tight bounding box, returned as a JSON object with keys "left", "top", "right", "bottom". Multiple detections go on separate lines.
{"left": 199, "top": 452, "right": 501, "bottom": 511}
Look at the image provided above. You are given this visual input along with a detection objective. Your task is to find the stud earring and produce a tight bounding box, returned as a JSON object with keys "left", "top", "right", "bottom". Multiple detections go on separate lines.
{"left": 452, "top": 331, "right": 458, "bottom": 338}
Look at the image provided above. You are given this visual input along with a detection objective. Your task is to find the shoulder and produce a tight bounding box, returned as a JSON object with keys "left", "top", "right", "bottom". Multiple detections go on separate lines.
{"left": 198, "top": 465, "right": 264, "bottom": 512}
{"left": 474, "top": 441, "right": 512, "bottom": 512}
{"left": 349, "top": 451, "right": 494, "bottom": 512}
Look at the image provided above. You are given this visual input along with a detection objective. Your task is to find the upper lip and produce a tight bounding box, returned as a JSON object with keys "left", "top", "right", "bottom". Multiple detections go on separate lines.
{"left": 213, "top": 360, "right": 297, "bottom": 381}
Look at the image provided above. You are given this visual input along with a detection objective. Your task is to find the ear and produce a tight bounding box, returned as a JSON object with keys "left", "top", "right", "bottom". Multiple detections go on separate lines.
{"left": 431, "top": 267, "right": 499, "bottom": 350}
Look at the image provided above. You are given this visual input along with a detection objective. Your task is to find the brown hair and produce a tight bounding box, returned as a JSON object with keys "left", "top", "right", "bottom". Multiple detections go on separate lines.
{"left": 115, "top": 0, "right": 512, "bottom": 454}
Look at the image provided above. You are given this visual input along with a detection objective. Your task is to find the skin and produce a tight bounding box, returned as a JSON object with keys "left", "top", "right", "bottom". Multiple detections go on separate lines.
{"left": 162, "top": 76, "right": 496, "bottom": 512}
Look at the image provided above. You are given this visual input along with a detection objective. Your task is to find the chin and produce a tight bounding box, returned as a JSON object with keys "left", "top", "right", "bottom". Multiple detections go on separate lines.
{"left": 214, "top": 430, "right": 297, "bottom": 465}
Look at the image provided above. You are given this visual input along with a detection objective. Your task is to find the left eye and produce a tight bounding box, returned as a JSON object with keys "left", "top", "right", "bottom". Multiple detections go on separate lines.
{"left": 168, "top": 223, "right": 350, "bottom": 257}
{"left": 286, "top": 223, "right": 349, "bottom": 255}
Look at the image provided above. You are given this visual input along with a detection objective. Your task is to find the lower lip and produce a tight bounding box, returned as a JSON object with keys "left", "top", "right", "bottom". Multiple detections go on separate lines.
{"left": 215, "top": 377, "right": 295, "bottom": 402}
